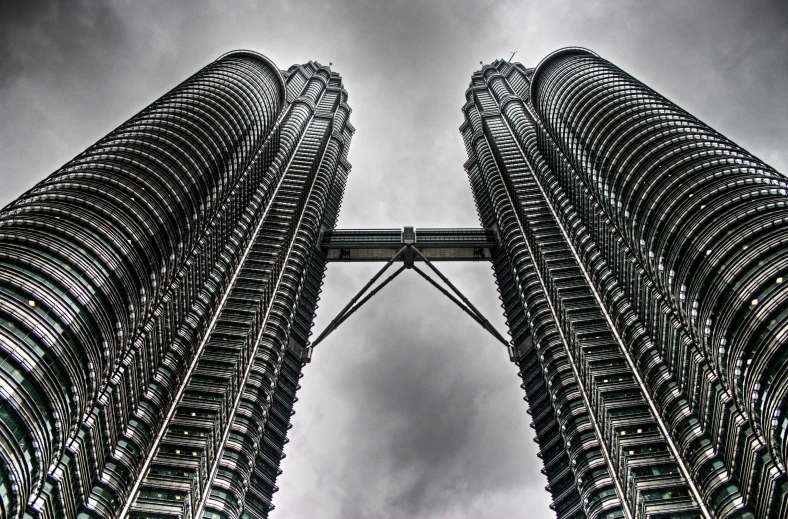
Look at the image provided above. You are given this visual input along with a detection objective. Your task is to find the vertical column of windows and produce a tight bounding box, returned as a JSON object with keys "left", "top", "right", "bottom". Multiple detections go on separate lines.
{"left": 463, "top": 73, "right": 616, "bottom": 519}
{"left": 531, "top": 49, "right": 788, "bottom": 518}
{"left": 228, "top": 74, "right": 354, "bottom": 519}
{"left": 0, "top": 52, "right": 285, "bottom": 519}
{"left": 196, "top": 114, "right": 333, "bottom": 518}
{"left": 128, "top": 64, "right": 353, "bottom": 519}
{"left": 491, "top": 61, "right": 721, "bottom": 519}
{"left": 504, "top": 88, "right": 746, "bottom": 518}
{"left": 127, "top": 99, "right": 318, "bottom": 519}
{"left": 527, "top": 108, "right": 753, "bottom": 518}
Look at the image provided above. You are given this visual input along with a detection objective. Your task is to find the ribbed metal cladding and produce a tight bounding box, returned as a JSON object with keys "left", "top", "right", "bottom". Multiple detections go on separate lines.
{"left": 464, "top": 49, "right": 788, "bottom": 519}
{"left": 0, "top": 50, "right": 285, "bottom": 519}
{"left": 528, "top": 48, "right": 788, "bottom": 518}
{"left": 126, "top": 62, "right": 354, "bottom": 519}
{"left": 463, "top": 64, "right": 700, "bottom": 519}
{"left": 0, "top": 51, "right": 354, "bottom": 519}
{"left": 463, "top": 79, "right": 622, "bottom": 519}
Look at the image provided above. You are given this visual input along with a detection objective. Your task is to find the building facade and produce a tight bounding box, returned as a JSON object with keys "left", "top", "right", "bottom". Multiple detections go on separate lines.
{"left": 0, "top": 51, "right": 353, "bottom": 519}
{"left": 461, "top": 48, "right": 788, "bottom": 519}
{"left": 2, "top": 45, "right": 788, "bottom": 519}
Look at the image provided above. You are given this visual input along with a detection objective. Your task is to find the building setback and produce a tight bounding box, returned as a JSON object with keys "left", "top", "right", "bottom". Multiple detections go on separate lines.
{"left": 461, "top": 48, "right": 788, "bottom": 519}
{"left": 0, "top": 51, "right": 353, "bottom": 519}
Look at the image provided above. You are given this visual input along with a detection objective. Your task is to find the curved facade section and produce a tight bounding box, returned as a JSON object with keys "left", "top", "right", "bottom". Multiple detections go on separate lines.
{"left": 465, "top": 51, "right": 788, "bottom": 519}
{"left": 532, "top": 48, "right": 788, "bottom": 485}
{"left": 529, "top": 47, "right": 599, "bottom": 103}
{"left": 501, "top": 48, "right": 788, "bottom": 517}
{"left": 0, "top": 53, "right": 284, "bottom": 519}
{"left": 122, "top": 61, "right": 354, "bottom": 519}
{"left": 216, "top": 50, "right": 287, "bottom": 102}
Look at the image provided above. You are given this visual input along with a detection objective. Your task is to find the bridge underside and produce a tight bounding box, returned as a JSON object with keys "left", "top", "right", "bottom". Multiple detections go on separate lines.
{"left": 311, "top": 226, "right": 512, "bottom": 355}
{"left": 321, "top": 227, "right": 498, "bottom": 262}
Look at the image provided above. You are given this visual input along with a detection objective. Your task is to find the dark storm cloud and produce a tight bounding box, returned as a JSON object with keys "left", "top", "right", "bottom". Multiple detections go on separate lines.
{"left": 0, "top": 0, "right": 136, "bottom": 205}
{"left": 0, "top": 0, "right": 124, "bottom": 86}
{"left": 0, "top": 1, "right": 786, "bottom": 518}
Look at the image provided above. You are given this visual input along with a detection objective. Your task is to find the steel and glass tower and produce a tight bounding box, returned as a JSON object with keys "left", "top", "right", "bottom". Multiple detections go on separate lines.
{"left": 0, "top": 51, "right": 353, "bottom": 519}
{"left": 3, "top": 45, "right": 788, "bottom": 519}
{"left": 461, "top": 48, "right": 788, "bottom": 519}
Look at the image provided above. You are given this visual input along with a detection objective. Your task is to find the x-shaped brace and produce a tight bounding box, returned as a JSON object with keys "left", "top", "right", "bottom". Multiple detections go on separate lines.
{"left": 309, "top": 244, "right": 510, "bottom": 350}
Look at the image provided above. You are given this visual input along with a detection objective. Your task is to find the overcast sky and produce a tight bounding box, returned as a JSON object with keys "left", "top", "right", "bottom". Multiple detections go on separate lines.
{"left": 1, "top": 1, "right": 786, "bottom": 518}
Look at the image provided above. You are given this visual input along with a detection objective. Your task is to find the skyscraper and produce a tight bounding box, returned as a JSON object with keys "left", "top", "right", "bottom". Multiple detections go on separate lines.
{"left": 2, "top": 45, "right": 787, "bottom": 519}
{"left": 461, "top": 48, "right": 788, "bottom": 519}
{"left": 0, "top": 51, "right": 353, "bottom": 519}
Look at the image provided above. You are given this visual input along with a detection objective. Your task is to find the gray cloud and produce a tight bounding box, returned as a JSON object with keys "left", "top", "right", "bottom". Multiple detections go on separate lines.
{"left": 287, "top": 263, "right": 542, "bottom": 519}
{"left": 0, "top": 1, "right": 123, "bottom": 84}
{"left": 0, "top": 1, "right": 785, "bottom": 518}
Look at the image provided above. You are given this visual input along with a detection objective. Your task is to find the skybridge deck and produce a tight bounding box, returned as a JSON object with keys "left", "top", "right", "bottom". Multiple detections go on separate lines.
{"left": 320, "top": 227, "right": 498, "bottom": 262}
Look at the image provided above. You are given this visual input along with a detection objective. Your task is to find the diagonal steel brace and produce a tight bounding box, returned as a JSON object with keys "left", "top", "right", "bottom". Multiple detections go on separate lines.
{"left": 411, "top": 246, "right": 510, "bottom": 346}
{"left": 310, "top": 246, "right": 407, "bottom": 348}
{"left": 411, "top": 265, "right": 509, "bottom": 347}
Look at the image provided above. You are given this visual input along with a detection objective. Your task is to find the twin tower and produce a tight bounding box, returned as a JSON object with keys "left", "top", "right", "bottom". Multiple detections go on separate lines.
{"left": 1, "top": 48, "right": 787, "bottom": 519}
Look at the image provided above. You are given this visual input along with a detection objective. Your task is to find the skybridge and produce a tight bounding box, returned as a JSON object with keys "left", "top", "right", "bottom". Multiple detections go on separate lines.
{"left": 309, "top": 226, "right": 522, "bottom": 360}
{"left": 320, "top": 226, "right": 498, "bottom": 264}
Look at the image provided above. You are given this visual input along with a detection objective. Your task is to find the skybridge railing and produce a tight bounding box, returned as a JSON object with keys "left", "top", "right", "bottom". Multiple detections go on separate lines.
{"left": 320, "top": 226, "right": 498, "bottom": 262}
